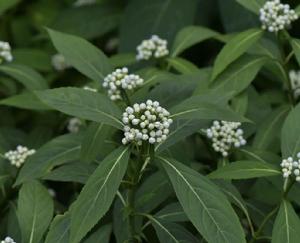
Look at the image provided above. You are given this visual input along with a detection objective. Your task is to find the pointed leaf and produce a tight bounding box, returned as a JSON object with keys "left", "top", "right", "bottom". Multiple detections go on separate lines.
{"left": 45, "top": 213, "right": 70, "bottom": 243}
{"left": 236, "top": 0, "right": 266, "bottom": 14}
{"left": 291, "top": 38, "right": 300, "bottom": 67}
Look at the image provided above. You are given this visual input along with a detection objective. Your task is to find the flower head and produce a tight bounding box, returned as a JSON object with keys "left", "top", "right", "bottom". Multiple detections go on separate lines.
{"left": 206, "top": 121, "right": 246, "bottom": 157}
{"left": 259, "top": 0, "right": 298, "bottom": 32}
{"left": 4, "top": 146, "right": 35, "bottom": 168}
{"left": 102, "top": 67, "right": 143, "bottom": 101}
{"left": 0, "top": 41, "right": 13, "bottom": 63}
{"left": 122, "top": 100, "right": 173, "bottom": 145}
{"left": 51, "top": 53, "right": 70, "bottom": 71}
{"left": 281, "top": 153, "right": 300, "bottom": 182}
{"left": 136, "top": 35, "right": 169, "bottom": 60}
{"left": 1, "top": 237, "right": 16, "bottom": 243}
{"left": 67, "top": 117, "right": 82, "bottom": 133}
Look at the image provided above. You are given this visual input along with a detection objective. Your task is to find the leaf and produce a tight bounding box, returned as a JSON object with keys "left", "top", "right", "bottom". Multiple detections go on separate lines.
{"left": 84, "top": 224, "right": 112, "bottom": 243}
{"left": 253, "top": 105, "right": 290, "bottom": 150}
{"left": 272, "top": 200, "right": 300, "bottom": 243}
{"left": 36, "top": 87, "right": 123, "bottom": 129}
{"left": 208, "top": 161, "right": 281, "bottom": 179}
{"left": 158, "top": 157, "right": 246, "bottom": 243}
{"left": 166, "top": 57, "right": 199, "bottom": 74}
{"left": 80, "top": 122, "right": 112, "bottom": 163}
{"left": 148, "top": 215, "right": 199, "bottom": 243}
{"left": 47, "top": 28, "right": 112, "bottom": 81}
{"left": 0, "top": 64, "right": 48, "bottom": 90}
{"left": 51, "top": 4, "right": 121, "bottom": 39}
{"left": 296, "top": 5, "right": 300, "bottom": 16}
{"left": 211, "top": 28, "right": 264, "bottom": 80}
{"left": 290, "top": 38, "right": 300, "bottom": 67}
{"left": 0, "top": 92, "right": 50, "bottom": 110}
{"left": 109, "top": 53, "right": 136, "bottom": 68}
{"left": 0, "top": 0, "right": 21, "bottom": 15}
{"left": 155, "top": 203, "right": 188, "bottom": 222}
{"left": 15, "top": 133, "right": 83, "bottom": 185}
{"left": 281, "top": 103, "right": 300, "bottom": 158}
{"left": 119, "top": 0, "right": 198, "bottom": 52}
{"left": 17, "top": 181, "right": 54, "bottom": 243}
{"left": 43, "top": 162, "right": 96, "bottom": 184}
{"left": 211, "top": 55, "right": 267, "bottom": 95}
{"left": 171, "top": 25, "right": 219, "bottom": 57}
{"left": 45, "top": 213, "right": 70, "bottom": 243}
{"left": 236, "top": 0, "right": 266, "bottom": 14}
{"left": 70, "top": 146, "right": 130, "bottom": 243}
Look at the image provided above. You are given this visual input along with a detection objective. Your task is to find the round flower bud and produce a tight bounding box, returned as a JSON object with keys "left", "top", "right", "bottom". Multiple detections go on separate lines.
{"left": 0, "top": 41, "right": 13, "bottom": 63}
{"left": 51, "top": 53, "right": 70, "bottom": 71}
{"left": 122, "top": 100, "right": 172, "bottom": 145}
{"left": 67, "top": 117, "right": 82, "bottom": 133}
{"left": 136, "top": 35, "right": 169, "bottom": 60}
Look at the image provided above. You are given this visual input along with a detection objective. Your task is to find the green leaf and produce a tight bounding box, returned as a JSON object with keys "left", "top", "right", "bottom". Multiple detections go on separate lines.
{"left": 211, "top": 28, "right": 264, "bottom": 80}
{"left": 109, "top": 53, "right": 136, "bottom": 68}
{"left": 80, "top": 122, "right": 112, "bottom": 163}
{"left": 148, "top": 215, "right": 199, "bottom": 243}
{"left": 296, "top": 5, "right": 300, "bottom": 16}
{"left": 155, "top": 203, "right": 188, "bottom": 222}
{"left": 253, "top": 105, "right": 290, "bottom": 150}
{"left": 171, "top": 25, "right": 219, "bottom": 57}
{"left": 0, "top": 0, "right": 21, "bottom": 15}
{"left": 15, "top": 133, "right": 82, "bottom": 185}
{"left": 45, "top": 213, "right": 70, "bottom": 243}
{"left": 158, "top": 157, "right": 246, "bottom": 243}
{"left": 211, "top": 55, "right": 267, "bottom": 95}
{"left": 36, "top": 87, "right": 123, "bottom": 129}
{"left": 70, "top": 146, "right": 130, "bottom": 243}
{"left": 272, "top": 200, "right": 300, "bottom": 243}
{"left": 281, "top": 103, "right": 300, "bottom": 158}
{"left": 83, "top": 224, "right": 112, "bottom": 243}
{"left": 119, "top": 0, "right": 198, "bottom": 52}
{"left": 43, "top": 162, "right": 96, "bottom": 184}
{"left": 290, "top": 38, "right": 300, "bottom": 67}
{"left": 47, "top": 28, "right": 112, "bottom": 81}
{"left": 235, "top": 0, "right": 266, "bottom": 14}
{"left": 17, "top": 181, "right": 54, "bottom": 243}
{"left": 0, "top": 64, "right": 48, "bottom": 90}
{"left": 166, "top": 57, "right": 199, "bottom": 74}
{"left": 208, "top": 161, "right": 281, "bottom": 179}
{"left": 51, "top": 4, "right": 121, "bottom": 39}
{"left": 0, "top": 92, "right": 50, "bottom": 110}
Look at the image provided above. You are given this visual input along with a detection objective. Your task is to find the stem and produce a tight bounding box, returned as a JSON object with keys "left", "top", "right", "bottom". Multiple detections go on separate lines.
{"left": 283, "top": 178, "right": 295, "bottom": 199}
{"left": 121, "top": 89, "right": 132, "bottom": 106}
{"left": 128, "top": 186, "right": 137, "bottom": 241}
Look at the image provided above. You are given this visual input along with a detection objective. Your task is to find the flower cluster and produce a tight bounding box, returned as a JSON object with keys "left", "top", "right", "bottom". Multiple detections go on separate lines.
{"left": 0, "top": 41, "right": 13, "bottom": 63}
{"left": 289, "top": 70, "right": 300, "bottom": 99}
{"left": 51, "top": 53, "right": 70, "bottom": 71}
{"left": 83, "top": 86, "right": 98, "bottom": 92}
{"left": 259, "top": 0, "right": 298, "bottom": 32}
{"left": 74, "top": 0, "right": 96, "bottom": 7}
{"left": 136, "top": 35, "right": 169, "bottom": 60}
{"left": 1, "top": 237, "right": 16, "bottom": 243}
{"left": 102, "top": 67, "right": 144, "bottom": 101}
{"left": 4, "top": 146, "right": 35, "bottom": 168}
{"left": 122, "top": 100, "right": 173, "bottom": 145}
{"left": 67, "top": 117, "right": 82, "bottom": 133}
{"left": 206, "top": 121, "right": 246, "bottom": 157}
{"left": 281, "top": 153, "right": 300, "bottom": 181}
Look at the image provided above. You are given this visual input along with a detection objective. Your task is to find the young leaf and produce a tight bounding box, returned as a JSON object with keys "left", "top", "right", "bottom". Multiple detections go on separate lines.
{"left": 281, "top": 103, "right": 300, "bottom": 158}
{"left": 47, "top": 28, "right": 112, "bottom": 81}
{"left": 211, "top": 28, "right": 264, "bottom": 80}
{"left": 0, "top": 64, "right": 48, "bottom": 90}
{"left": 236, "top": 0, "right": 266, "bottom": 14}
{"left": 171, "top": 25, "right": 219, "bottom": 57}
{"left": 166, "top": 57, "right": 199, "bottom": 74}
{"left": 272, "top": 200, "right": 300, "bottom": 243}
{"left": 45, "top": 213, "right": 70, "bottom": 243}
{"left": 36, "top": 87, "right": 123, "bottom": 129}
{"left": 158, "top": 157, "right": 246, "bottom": 243}
{"left": 208, "top": 161, "right": 281, "bottom": 179}
{"left": 15, "top": 133, "right": 83, "bottom": 185}
{"left": 70, "top": 146, "right": 130, "bottom": 243}
{"left": 17, "top": 180, "right": 54, "bottom": 243}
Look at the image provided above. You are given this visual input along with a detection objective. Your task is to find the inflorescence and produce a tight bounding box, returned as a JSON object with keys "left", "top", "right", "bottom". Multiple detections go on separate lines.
{"left": 206, "top": 121, "right": 246, "bottom": 157}
{"left": 51, "top": 53, "right": 70, "bottom": 71}
{"left": 102, "top": 67, "right": 143, "bottom": 101}
{"left": 0, "top": 41, "right": 13, "bottom": 63}
{"left": 136, "top": 35, "right": 169, "bottom": 61}
{"left": 281, "top": 153, "right": 300, "bottom": 181}
{"left": 122, "top": 100, "right": 173, "bottom": 145}
{"left": 67, "top": 117, "right": 82, "bottom": 133}
{"left": 289, "top": 70, "right": 300, "bottom": 99}
{"left": 259, "top": 0, "right": 298, "bottom": 32}
{"left": 4, "top": 146, "right": 36, "bottom": 168}
{"left": 1, "top": 237, "right": 16, "bottom": 243}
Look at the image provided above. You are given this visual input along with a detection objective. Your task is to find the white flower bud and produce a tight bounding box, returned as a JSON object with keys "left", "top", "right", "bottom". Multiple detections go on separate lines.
{"left": 136, "top": 35, "right": 169, "bottom": 60}
{"left": 4, "top": 146, "right": 35, "bottom": 168}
